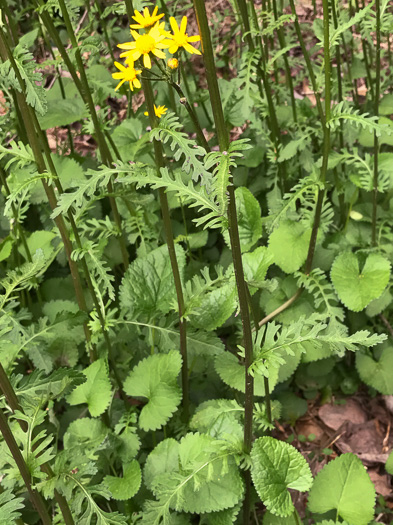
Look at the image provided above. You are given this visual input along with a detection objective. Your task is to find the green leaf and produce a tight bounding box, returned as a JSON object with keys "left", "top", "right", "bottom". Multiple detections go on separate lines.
{"left": 250, "top": 436, "right": 312, "bottom": 517}
{"left": 13, "top": 368, "right": 85, "bottom": 402}
{"left": 308, "top": 453, "right": 375, "bottom": 524}
{"left": 67, "top": 359, "right": 112, "bottom": 417}
{"left": 223, "top": 187, "right": 262, "bottom": 252}
{"left": 104, "top": 460, "right": 142, "bottom": 500}
{"left": 331, "top": 252, "right": 390, "bottom": 312}
{"left": 143, "top": 433, "right": 244, "bottom": 520}
{"left": 215, "top": 352, "right": 279, "bottom": 396}
{"left": 20, "top": 230, "right": 57, "bottom": 261}
{"left": 63, "top": 418, "right": 108, "bottom": 457}
{"left": 124, "top": 350, "right": 182, "bottom": 431}
{"left": 0, "top": 489, "right": 24, "bottom": 525}
{"left": 386, "top": 450, "right": 393, "bottom": 475}
{"left": 150, "top": 113, "right": 210, "bottom": 182}
{"left": 38, "top": 98, "right": 87, "bottom": 129}
{"left": 190, "top": 399, "right": 243, "bottom": 439}
{"left": 262, "top": 510, "right": 300, "bottom": 524}
{"left": 356, "top": 345, "right": 393, "bottom": 394}
{"left": 268, "top": 221, "right": 312, "bottom": 273}
{"left": 0, "top": 237, "right": 13, "bottom": 263}
{"left": 379, "top": 93, "right": 393, "bottom": 115}
{"left": 189, "top": 281, "right": 237, "bottom": 331}
{"left": 120, "top": 244, "right": 186, "bottom": 321}
{"left": 243, "top": 247, "right": 274, "bottom": 292}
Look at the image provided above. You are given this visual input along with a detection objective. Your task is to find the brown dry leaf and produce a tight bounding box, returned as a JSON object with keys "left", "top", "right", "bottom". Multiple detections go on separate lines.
{"left": 0, "top": 90, "right": 8, "bottom": 115}
{"left": 296, "top": 418, "right": 325, "bottom": 442}
{"left": 368, "top": 468, "right": 392, "bottom": 497}
{"left": 301, "top": 78, "right": 317, "bottom": 106}
{"left": 318, "top": 399, "right": 367, "bottom": 430}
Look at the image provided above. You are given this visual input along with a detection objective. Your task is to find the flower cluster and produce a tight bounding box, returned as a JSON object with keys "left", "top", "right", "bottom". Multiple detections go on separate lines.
{"left": 112, "top": 6, "right": 201, "bottom": 116}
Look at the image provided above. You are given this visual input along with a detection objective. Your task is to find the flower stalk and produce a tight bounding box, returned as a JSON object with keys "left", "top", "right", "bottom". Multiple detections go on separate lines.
{"left": 192, "top": 1, "right": 255, "bottom": 522}
{"left": 141, "top": 76, "right": 190, "bottom": 422}
{"left": 372, "top": 0, "right": 381, "bottom": 246}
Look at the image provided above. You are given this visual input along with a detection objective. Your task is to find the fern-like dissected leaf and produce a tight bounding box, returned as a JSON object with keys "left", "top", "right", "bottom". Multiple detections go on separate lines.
{"left": 0, "top": 489, "right": 24, "bottom": 525}
{"left": 250, "top": 317, "right": 386, "bottom": 376}
{"left": 296, "top": 269, "right": 344, "bottom": 322}
{"left": 266, "top": 176, "right": 322, "bottom": 232}
{"left": 205, "top": 139, "right": 251, "bottom": 216}
{"left": 12, "top": 368, "right": 85, "bottom": 403}
{"left": 0, "top": 141, "right": 35, "bottom": 170}
{"left": 72, "top": 239, "right": 115, "bottom": 301}
{"left": 329, "top": 1, "right": 374, "bottom": 48}
{"left": 118, "top": 166, "right": 226, "bottom": 230}
{"left": 0, "top": 251, "right": 48, "bottom": 310}
{"left": 12, "top": 45, "right": 47, "bottom": 116}
{"left": 149, "top": 113, "right": 211, "bottom": 184}
{"left": 328, "top": 101, "right": 390, "bottom": 137}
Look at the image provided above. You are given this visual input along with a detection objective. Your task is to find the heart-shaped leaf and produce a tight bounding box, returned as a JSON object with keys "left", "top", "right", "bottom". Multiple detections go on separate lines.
{"left": 331, "top": 252, "right": 390, "bottom": 311}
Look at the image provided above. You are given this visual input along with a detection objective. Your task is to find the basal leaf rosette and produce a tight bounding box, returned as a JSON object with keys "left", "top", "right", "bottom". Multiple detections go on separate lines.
{"left": 330, "top": 251, "right": 390, "bottom": 312}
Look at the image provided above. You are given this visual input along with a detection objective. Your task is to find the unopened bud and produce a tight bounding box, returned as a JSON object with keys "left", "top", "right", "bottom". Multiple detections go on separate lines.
{"left": 168, "top": 58, "right": 179, "bottom": 70}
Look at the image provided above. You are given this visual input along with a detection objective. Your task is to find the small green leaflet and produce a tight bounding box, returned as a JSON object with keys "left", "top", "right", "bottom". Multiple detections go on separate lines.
{"left": 0, "top": 489, "right": 24, "bottom": 525}
{"left": 67, "top": 359, "right": 112, "bottom": 417}
{"left": 104, "top": 460, "right": 142, "bottom": 500}
{"left": 250, "top": 437, "right": 312, "bottom": 517}
{"left": 308, "top": 453, "right": 375, "bottom": 524}
{"left": 124, "top": 350, "right": 182, "bottom": 431}
{"left": 386, "top": 450, "right": 393, "bottom": 475}
{"left": 331, "top": 252, "right": 390, "bottom": 312}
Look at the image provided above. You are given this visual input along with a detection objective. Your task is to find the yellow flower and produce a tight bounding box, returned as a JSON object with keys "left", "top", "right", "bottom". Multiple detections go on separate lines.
{"left": 144, "top": 105, "right": 168, "bottom": 118}
{"left": 167, "top": 16, "right": 201, "bottom": 55}
{"left": 167, "top": 58, "right": 179, "bottom": 69}
{"left": 112, "top": 61, "right": 142, "bottom": 91}
{"left": 118, "top": 22, "right": 169, "bottom": 69}
{"left": 130, "top": 6, "right": 164, "bottom": 29}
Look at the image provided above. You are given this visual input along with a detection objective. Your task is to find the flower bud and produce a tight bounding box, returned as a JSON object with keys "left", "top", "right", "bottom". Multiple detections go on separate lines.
{"left": 167, "top": 58, "right": 179, "bottom": 70}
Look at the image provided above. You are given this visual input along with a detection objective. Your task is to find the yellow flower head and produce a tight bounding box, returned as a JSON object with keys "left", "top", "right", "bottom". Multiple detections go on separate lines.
{"left": 167, "top": 58, "right": 179, "bottom": 70}
{"left": 130, "top": 6, "right": 164, "bottom": 29}
{"left": 144, "top": 105, "right": 168, "bottom": 118}
{"left": 118, "top": 22, "right": 169, "bottom": 69}
{"left": 112, "top": 61, "right": 142, "bottom": 91}
{"left": 167, "top": 16, "right": 201, "bottom": 55}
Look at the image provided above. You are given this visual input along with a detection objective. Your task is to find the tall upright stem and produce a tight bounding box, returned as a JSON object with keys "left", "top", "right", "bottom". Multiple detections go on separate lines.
{"left": 288, "top": 0, "right": 325, "bottom": 125}
{"left": 0, "top": 408, "right": 52, "bottom": 525}
{"left": 0, "top": 27, "right": 95, "bottom": 359}
{"left": 304, "top": 0, "right": 331, "bottom": 275}
{"left": 43, "top": 0, "right": 129, "bottom": 269}
{"left": 141, "top": 77, "right": 189, "bottom": 421}
{"left": 192, "top": 1, "right": 255, "bottom": 522}
{"left": 372, "top": 0, "right": 380, "bottom": 246}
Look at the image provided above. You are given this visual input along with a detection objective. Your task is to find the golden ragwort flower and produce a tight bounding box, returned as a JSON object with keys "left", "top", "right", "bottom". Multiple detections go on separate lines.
{"left": 112, "top": 61, "right": 142, "bottom": 91}
{"left": 118, "top": 22, "right": 169, "bottom": 69}
{"left": 144, "top": 105, "right": 168, "bottom": 118}
{"left": 130, "top": 6, "right": 164, "bottom": 29}
{"left": 167, "top": 16, "right": 201, "bottom": 55}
